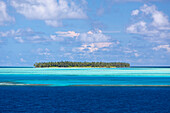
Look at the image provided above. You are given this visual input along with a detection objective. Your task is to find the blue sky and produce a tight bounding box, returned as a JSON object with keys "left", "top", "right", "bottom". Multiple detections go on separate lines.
{"left": 0, "top": 0, "right": 170, "bottom": 66}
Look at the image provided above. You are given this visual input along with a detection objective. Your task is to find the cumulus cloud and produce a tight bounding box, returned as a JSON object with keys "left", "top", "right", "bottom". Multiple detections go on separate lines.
{"left": 50, "top": 29, "right": 117, "bottom": 53}
{"left": 10, "top": 0, "right": 87, "bottom": 27}
{"left": 153, "top": 45, "right": 170, "bottom": 52}
{"left": 78, "top": 29, "right": 110, "bottom": 43}
{"left": 0, "top": 28, "right": 50, "bottom": 43}
{"left": 0, "top": 1, "right": 15, "bottom": 25}
{"left": 140, "top": 4, "right": 170, "bottom": 28}
{"left": 49, "top": 29, "right": 115, "bottom": 53}
{"left": 127, "top": 4, "right": 170, "bottom": 43}
{"left": 131, "top": 9, "right": 139, "bottom": 16}
{"left": 72, "top": 29, "right": 118, "bottom": 53}
{"left": 127, "top": 21, "right": 147, "bottom": 34}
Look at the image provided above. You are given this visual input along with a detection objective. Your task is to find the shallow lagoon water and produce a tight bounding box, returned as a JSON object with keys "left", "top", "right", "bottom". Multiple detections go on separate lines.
{"left": 0, "top": 67, "right": 170, "bottom": 86}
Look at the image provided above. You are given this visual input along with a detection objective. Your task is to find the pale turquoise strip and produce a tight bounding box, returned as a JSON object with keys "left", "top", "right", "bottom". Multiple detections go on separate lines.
{"left": 0, "top": 68, "right": 170, "bottom": 77}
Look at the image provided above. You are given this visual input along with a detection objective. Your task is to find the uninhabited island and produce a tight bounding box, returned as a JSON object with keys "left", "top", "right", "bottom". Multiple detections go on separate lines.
{"left": 34, "top": 61, "right": 130, "bottom": 68}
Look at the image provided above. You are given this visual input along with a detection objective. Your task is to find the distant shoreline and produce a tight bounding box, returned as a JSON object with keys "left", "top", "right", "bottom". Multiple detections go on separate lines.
{"left": 1, "top": 66, "right": 170, "bottom": 68}
{"left": 35, "top": 67, "right": 117, "bottom": 68}
{"left": 34, "top": 61, "right": 130, "bottom": 68}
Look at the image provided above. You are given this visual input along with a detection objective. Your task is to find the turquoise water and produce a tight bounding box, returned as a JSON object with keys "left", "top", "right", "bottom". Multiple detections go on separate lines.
{"left": 0, "top": 68, "right": 170, "bottom": 86}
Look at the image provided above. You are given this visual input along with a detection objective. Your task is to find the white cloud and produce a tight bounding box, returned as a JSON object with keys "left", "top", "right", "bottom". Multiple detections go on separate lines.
{"left": 76, "top": 44, "right": 98, "bottom": 53}
{"left": 50, "top": 35, "right": 63, "bottom": 41}
{"left": 14, "top": 37, "right": 24, "bottom": 43}
{"left": 127, "top": 4, "right": 170, "bottom": 42}
{"left": 153, "top": 45, "right": 170, "bottom": 52}
{"left": 124, "top": 49, "right": 137, "bottom": 53}
{"left": 0, "top": 28, "right": 50, "bottom": 43}
{"left": 131, "top": 9, "right": 139, "bottom": 16}
{"left": 10, "top": 0, "right": 87, "bottom": 27}
{"left": 87, "top": 31, "right": 93, "bottom": 35}
{"left": 50, "top": 31, "right": 80, "bottom": 41}
{"left": 127, "top": 21, "right": 147, "bottom": 34}
{"left": 37, "top": 48, "right": 51, "bottom": 55}
{"left": 72, "top": 29, "right": 118, "bottom": 53}
{"left": 140, "top": 4, "right": 170, "bottom": 28}
{"left": 134, "top": 53, "right": 140, "bottom": 57}
{"left": 50, "top": 29, "right": 117, "bottom": 53}
{"left": 0, "top": 28, "right": 80, "bottom": 43}
{"left": 0, "top": 1, "right": 15, "bottom": 25}
{"left": 0, "top": 28, "right": 118, "bottom": 53}
{"left": 94, "top": 42, "right": 112, "bottom": 48}
{"left": 79, "top": 29, "right": 110, "bottom": 43}
{"left": 0, "top": 28, "right": 33, "bottom": 37}
{"left": 45, "top": 20, "right": 63, "bottom": 27}
{"left": 123, "top": 49, "right": 140, "bottom": 57}
{"left": 75, "top": 42, "right": 112, "bottom": 53}
{"left": 55, "top": 31, "right": 80, "bottom": 38}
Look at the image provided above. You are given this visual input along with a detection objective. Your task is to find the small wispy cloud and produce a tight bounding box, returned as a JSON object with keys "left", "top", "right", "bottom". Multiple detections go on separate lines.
{"left": 0, "top": 28, "right": 49, "bottom": 43}
{"left": 55, "top": 31, "right": 80, "bottom": 38}
{"left": 153, "top": 45, "right": 170, "bottom": 52}
{"left": 74, "top": 42, "right": 113, "bottom": 53}
{"left": 14, "top": 37, "right": 24, "bottom": 43}
{"left": 36, "top": 48, "right": 51, "bottom": 56}
{"left": 20, "top": 58, "right": 26, "bottom": 62}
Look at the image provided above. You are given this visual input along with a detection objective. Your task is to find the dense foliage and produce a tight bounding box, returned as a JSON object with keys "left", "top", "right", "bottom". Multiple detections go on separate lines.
{"left": 34, "top": 61, "right": 130, "bottom": 68}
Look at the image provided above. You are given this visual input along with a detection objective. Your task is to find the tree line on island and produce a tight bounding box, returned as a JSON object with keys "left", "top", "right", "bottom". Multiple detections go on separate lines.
{"left": 34, "top": 61, "right": 130, "bottom": 68}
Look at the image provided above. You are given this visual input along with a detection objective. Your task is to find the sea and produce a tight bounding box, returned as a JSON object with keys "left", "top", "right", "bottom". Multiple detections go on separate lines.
{"left": 0, "top": 67, "right": 170, "bottom": 112}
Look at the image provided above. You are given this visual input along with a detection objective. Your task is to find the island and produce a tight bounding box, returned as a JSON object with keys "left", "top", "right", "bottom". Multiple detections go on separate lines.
{"left": 34, "top": 61, "right": 130, "bottom": 68}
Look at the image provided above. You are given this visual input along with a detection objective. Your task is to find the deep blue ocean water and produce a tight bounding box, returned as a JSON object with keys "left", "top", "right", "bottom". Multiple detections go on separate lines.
{"left": 0, "top": 86, "right": 170, "bottom": 113}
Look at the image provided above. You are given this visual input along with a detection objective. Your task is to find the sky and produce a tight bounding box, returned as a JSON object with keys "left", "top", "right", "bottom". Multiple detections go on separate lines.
{"left": 0, "top": 0, "right": 170, "bottom": 66}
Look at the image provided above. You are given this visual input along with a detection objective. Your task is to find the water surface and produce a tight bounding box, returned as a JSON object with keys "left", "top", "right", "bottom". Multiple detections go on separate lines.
{"left": 0, "top": 67, "right": 170, "bottom": 86}
{"left": 0, "top": 86, "right": 170, "bottom": 112}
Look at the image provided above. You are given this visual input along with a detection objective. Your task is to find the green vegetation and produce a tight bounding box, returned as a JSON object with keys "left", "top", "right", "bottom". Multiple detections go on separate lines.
{"left": 34, "top": 61, "right": 130, "bottom": 68}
